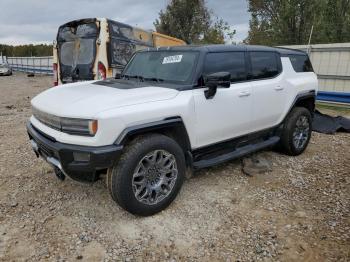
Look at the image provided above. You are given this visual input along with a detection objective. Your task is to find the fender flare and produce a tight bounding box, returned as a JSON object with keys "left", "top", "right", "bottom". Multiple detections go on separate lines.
{"left": 114, "top": 117, "right": 192, "bottom": 150}
{"left": 284, "top": 90, "right": 316, "bottom": 119}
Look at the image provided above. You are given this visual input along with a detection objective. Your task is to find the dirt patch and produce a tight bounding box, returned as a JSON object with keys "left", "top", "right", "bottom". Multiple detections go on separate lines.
{"left": 0, "top": 72, "right": 349, "bottom": 261}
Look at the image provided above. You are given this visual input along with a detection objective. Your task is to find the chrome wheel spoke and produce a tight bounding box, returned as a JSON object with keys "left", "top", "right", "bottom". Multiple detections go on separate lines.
{"left": 293, "top": 115, "right": 310, "bottom": 149}
{"left": 160, "top": 154, "right": 172, "bottom": 165}
{"left": 135, "top": 184, "right": 148, "bottom": 198}
{"left": 132, "top": 149, "right": 178, "bottom": 205}
{"left": 160, "top": 183, "right": 171, "bottom": 194}
{"left": 139, "top": 186, "right": 150, "bottom": 199}
{"left": 163, "top": 157, "right": 176, "bottom": 170}
{"left": 133, "top": 178, "right": 146, "bottom": 186}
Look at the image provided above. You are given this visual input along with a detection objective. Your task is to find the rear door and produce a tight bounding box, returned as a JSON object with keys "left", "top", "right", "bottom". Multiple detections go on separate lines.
{"left": 193, "top": 52, "right": 253, "bottom": 148}
{"left": 57, "top": 20, "right": 99, "bottom": 83}
{"left": 248, "top": 51, "right": 286, "bottom": 131}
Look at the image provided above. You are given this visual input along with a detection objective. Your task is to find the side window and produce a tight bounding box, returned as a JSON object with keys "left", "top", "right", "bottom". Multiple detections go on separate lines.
{"left": 203, "top": 52, "right": 247, "bottom": 83}
{"left": 249, "top": 52, "right": 280, "bottom": 80}
{"left": 288, "top": 54, "right": 313, "bottom": 72}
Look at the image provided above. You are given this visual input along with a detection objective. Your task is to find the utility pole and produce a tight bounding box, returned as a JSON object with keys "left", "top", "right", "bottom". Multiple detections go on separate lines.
{"left": 307, "top": 25, "right": 314, "bottom": 55}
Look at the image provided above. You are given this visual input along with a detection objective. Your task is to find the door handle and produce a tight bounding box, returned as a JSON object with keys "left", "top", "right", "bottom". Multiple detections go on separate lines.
{"left": 275, "top": 86, "right": 284, "bottom": 91}
{"left": 238, "top": 91, "right": 251, "bottom": 97}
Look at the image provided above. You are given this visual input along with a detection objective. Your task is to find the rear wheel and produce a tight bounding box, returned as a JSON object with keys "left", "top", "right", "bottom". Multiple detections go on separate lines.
{"left": 279, "top": 107, "right": 312, "bottom": 156}
{"left": 107, "top": 134, "right": 186, "bottom": 216}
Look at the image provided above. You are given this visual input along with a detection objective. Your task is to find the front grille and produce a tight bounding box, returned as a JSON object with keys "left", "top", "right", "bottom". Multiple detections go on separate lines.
{"left": 32, "top": 107, "right": 61, "bottom": 131}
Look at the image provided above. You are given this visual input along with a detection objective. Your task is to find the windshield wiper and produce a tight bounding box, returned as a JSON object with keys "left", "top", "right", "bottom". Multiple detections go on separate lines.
{"left": 143, "top": 77, "right": 164, "bottom": 83}
{"left": 121, "top": 74, "right": 144, "bottom": 81}
{"left": 121, "top": 74, "right": 164, "bottom": 83}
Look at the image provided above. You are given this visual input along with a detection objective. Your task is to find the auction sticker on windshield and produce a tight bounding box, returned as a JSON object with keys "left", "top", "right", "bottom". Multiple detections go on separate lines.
{"left": 162, "top": 55, "right": 183, "bottom": 64}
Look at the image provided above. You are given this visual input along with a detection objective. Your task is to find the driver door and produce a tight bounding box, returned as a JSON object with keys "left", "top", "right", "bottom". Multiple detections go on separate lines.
{"left": 193, "top": 52, "right": 253, "bottom": 148}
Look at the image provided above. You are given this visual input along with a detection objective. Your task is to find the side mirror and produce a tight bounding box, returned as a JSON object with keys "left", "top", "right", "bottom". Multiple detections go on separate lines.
{"left": 204, "top": 72, "right": 231, "bottom": 99}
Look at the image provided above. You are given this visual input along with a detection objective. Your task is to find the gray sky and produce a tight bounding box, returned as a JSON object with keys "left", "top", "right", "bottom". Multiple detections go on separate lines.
{"left": 0, "top": 0, "right": 250, "bottom": 45}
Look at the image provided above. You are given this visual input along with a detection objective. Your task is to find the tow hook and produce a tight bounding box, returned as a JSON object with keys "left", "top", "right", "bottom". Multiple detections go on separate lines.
{"left": 30, "top": 140, "right": 39, "bottom": 158}
{"left": 54, "top": 167, "right": 66, "bottom": 181}
{"left": 47, "top": 157, "right": 67, "bottom": 181}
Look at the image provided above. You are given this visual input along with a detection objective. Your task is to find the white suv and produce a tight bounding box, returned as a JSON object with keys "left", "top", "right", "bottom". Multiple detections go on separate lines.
{"left": 27, "top": 45, "right": 318, "bottom": 216}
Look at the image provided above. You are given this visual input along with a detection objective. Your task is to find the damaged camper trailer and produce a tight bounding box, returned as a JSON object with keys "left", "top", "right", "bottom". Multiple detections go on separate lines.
{"left": 53, "top": 18, "right": 186, "bottom": 85}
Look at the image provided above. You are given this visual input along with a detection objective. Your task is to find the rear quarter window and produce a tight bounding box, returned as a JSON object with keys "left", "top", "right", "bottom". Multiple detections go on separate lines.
{"left": 249, "top": 52, "right": 281, "bottom": 80}
{"left": 288, "top": 54, "right": 314, "bottom": 72}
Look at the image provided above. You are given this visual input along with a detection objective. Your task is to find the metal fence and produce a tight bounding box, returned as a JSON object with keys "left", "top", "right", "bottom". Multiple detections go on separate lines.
{"left": 6, "top": 56, "right": 53, "bottom": 75}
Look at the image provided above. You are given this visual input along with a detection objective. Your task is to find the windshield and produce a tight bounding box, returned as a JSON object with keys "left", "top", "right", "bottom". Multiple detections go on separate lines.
{"left": 122, "top": 51, "right": 199, "bottom": 84}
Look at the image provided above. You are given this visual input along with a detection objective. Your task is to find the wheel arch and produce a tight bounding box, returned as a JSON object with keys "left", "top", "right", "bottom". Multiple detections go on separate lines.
{"left": 115, "top": 117, "right": 192, "bottom": 154}
{"left": 294, "top": 95, "right": 315, "bottom": 114}
{"left": 286, "top": 90, "right": 316, "bottom": 118}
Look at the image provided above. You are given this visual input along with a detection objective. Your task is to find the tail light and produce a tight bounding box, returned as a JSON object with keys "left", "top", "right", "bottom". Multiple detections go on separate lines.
{"left": 53, "top": 63, "right": 58, "bottom": 86}
{"left": 98, "top": 62, "right": 106, "bottom": 80}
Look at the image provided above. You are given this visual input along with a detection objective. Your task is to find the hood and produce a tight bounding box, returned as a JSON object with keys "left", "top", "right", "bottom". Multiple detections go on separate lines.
{"left": 31, "top": 80, "right": 179, "bottom": 118}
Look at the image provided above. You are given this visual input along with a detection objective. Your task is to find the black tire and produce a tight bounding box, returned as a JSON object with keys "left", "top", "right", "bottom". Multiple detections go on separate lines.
{"left": 107, "top": 134, "right": 186, "bottom": 216}
{"left": 279, "top": 107, "right": 312, "bottom": 156}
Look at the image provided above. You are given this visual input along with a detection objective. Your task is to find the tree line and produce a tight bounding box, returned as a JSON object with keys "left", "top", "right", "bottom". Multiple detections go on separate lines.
{"left": 245, "top": 0, "right": 350, "bottom": 45}
{"left": 155, "top": 0, "right": 350, "bottom": 45}
{"left": 0, "top": 44, "right": 53, "bottom": 57}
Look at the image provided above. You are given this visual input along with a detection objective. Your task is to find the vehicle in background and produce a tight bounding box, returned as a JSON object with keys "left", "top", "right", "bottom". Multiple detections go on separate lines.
{"left": 0, "top": 62, "right": 12, "bottom": 76}
{"left": 52, "top": 18, "right": 186, "bottom": 86}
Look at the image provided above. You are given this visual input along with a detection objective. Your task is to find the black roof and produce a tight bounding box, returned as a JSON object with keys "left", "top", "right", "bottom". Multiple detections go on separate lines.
{"left": 143, "top": 44, "right": 307, "bottom": 55}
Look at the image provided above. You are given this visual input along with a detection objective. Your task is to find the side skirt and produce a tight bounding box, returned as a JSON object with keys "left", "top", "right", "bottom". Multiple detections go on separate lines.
{"left": 192, "top": 136, "right": 280, "bottom": 170}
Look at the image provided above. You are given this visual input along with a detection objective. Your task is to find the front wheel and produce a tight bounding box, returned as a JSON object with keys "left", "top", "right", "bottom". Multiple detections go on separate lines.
{"left": 107, "top": 134, "right": 186, "bottom": 216}
{"left": 279, "top": 107, "right": 312, "bottom": 156}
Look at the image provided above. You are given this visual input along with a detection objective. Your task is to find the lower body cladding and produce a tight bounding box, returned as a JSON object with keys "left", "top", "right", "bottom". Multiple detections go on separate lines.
{"left": 27, "top": 122, "right": 123, "bottom": 182}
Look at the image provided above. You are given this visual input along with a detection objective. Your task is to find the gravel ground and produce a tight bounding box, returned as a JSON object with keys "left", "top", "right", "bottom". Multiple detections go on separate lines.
{"left": 0, "top": 72, "right": 349, "bottom": 262}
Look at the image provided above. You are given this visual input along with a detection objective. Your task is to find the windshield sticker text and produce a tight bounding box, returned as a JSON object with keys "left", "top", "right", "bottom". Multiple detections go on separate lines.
{"left": 162, "top": 55, "right": 183, "bottom": 64}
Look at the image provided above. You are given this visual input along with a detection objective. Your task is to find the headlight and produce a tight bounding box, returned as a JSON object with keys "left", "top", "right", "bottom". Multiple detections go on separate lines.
{"left": 61, "top": 118, "right": 98, "bottom": 136}
{"left": 32, "top": 107, "right": 98, "bottom": 136}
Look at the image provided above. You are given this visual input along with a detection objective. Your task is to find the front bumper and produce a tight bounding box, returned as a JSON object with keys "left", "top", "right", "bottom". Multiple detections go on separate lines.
{"left": 27, "top": 121, "right": 123, "bottom": 182}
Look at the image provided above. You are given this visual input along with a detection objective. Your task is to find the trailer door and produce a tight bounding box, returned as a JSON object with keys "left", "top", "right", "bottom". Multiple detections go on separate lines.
{"left": 57, "top": 20, "right": 98, "bottom": 83}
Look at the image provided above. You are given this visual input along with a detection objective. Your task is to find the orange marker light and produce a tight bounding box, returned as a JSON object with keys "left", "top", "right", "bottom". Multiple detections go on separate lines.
{"left": 89, "top": 120, "right": 98, "bottom": 135}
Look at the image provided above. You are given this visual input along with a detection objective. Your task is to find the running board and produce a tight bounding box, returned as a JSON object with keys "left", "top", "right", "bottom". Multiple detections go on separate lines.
{"left": 193, "top": 136, "right": 280, "bottom": 169}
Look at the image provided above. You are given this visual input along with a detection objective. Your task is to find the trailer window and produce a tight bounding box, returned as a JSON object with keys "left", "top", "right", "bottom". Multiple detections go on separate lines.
{"left": 60, "top": 39, "right": 95, "bottom": 66}
{"left": 58, "top": 23, "right": 98, "bottom": 42}
{"left": 108, "top": 20, "right": 153, "bottom": 67}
